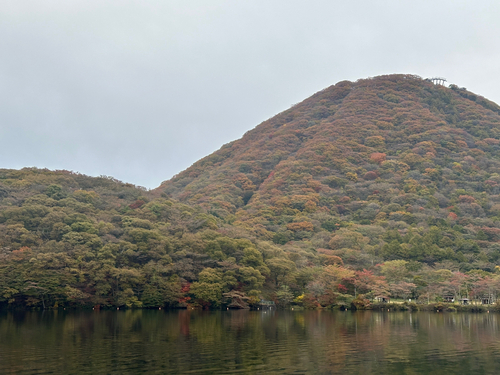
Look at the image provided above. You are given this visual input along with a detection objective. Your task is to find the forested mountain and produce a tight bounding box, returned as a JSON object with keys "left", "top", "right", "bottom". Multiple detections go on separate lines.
{"left": 159, "top": 74, "right": 500, "bottom": 269}
{"left": 4, "top": 74, "right": 500, "bottom": 310}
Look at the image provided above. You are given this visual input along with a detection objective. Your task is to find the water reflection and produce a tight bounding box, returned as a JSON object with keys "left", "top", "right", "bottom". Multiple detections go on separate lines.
{"left": 1, "top": 310, "right": 500, "bottom": 374}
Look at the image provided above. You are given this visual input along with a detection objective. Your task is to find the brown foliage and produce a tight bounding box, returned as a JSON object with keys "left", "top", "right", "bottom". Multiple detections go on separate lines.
{"left": 363, "top": 171, "right": 378, "bottom": 180}
{"left": 459, "top": 195, "right": 476, "bottom": 203}
{"left": 370, "top": 152, "right": 386, "bottom": 164}
{"left": 287, "top": 221, "right": 314, "bottom": 232}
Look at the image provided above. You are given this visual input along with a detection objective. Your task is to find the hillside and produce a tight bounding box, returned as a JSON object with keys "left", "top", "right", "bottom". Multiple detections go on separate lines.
{"left": 0, "top": 169, "right": 230, "bottom": 308}
{"left": 158, "top": 74, "right": 500, "bottom": 269}
{"left": 4, "top": 74, "right": 500, "bottom": 310}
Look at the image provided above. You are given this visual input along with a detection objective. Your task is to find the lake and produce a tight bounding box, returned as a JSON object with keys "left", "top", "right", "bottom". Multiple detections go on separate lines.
{"left": 1, "top": 309, "right": 500, "bottom": 374}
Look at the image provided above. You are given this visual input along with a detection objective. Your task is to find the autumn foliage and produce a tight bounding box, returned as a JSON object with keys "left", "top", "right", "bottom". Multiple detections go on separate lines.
{"left": 4, "top": 74, "right": 500, "bottom": 309}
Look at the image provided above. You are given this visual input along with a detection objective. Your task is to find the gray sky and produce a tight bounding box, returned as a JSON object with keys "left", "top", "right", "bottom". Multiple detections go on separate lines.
{"left": 1, "top": 0, "right": 500, "bottom": 189}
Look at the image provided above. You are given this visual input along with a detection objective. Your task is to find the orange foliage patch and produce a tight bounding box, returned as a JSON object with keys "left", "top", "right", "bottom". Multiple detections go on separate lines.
{"left": 287, "top": 221, "right": 314, "bottom": 232}
{"left": 370, "top": 152, "right": 387, "bottom": 164}
{"left": 458, "top": 195, "right": 475, "bottom": 203}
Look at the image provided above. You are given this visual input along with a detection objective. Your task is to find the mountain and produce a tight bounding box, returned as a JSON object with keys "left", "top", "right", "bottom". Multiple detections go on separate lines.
{"left": 158, "top": 74, "right": 500, "bottom": 267}
{"left": 4, "top": 74, "right": 500, "bottom": 310}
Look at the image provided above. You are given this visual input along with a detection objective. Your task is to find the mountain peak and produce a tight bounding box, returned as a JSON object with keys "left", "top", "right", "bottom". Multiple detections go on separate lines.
{"left": 158, "top": 74, "right": 500, "bottom": 226}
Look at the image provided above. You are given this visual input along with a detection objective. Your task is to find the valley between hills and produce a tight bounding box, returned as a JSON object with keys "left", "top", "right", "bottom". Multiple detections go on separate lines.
{"left": 3, "top": 74, "right": 500, "bottom": 311}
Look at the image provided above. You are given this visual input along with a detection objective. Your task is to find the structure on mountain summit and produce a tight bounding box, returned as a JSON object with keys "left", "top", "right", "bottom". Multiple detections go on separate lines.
{"left": 427, "top": 77, "right": 447, "bottom": 86}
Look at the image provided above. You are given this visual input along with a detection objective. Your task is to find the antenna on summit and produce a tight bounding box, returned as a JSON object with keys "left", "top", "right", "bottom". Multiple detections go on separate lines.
{"left": 426, "top": 77, "right": 447, "bottom": 86}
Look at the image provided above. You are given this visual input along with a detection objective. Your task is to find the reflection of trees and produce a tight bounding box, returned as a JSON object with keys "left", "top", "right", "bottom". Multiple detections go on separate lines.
{"left": 1, "top": 311, "right": 500, "bottom": 373}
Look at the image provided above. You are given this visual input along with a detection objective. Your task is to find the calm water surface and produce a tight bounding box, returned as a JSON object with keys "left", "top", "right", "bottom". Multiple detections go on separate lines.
{"left": 1, "top": 309, "right": 500, "bottom": 374}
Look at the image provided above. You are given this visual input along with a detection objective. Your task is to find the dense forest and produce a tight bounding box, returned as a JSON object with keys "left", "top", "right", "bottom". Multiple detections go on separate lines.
{"left": 4, "top": 74, "right": 500, "bottom": 310}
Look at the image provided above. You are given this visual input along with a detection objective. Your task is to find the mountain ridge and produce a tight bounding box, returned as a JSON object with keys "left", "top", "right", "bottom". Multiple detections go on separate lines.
{"left": 157, "top": 74, "right": 500, "bottom": 224}
{"left": 3, "top": 73, "right": 500, "bottom": 310}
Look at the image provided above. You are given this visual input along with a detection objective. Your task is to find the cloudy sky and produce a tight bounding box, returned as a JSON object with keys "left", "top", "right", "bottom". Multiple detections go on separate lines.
{"left": 1, "top": 0, "right": 499, "bottom": 188}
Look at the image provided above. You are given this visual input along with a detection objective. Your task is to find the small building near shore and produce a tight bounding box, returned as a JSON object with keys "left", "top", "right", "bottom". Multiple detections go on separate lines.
{"left": 375, "top": 296, "right": 390, "bottom": 303}
{"left": 459, "top": 298, "right": 470, "bottom": 305}
{"left": 443, "top": 295, "right": 454, "bottom": 303}
{"left": 259, "top": 300, "right": 275, "bottom": 309}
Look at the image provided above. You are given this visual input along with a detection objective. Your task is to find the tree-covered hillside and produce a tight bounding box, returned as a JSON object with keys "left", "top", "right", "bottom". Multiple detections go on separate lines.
{"left": 0, "top": 168, "right": 301, "bottom": 309}
{"left": 158, "top": 74, "right": 500, "bottom": 270}
{"left": 5, "top": 74, "right": 500, "bottom": 310}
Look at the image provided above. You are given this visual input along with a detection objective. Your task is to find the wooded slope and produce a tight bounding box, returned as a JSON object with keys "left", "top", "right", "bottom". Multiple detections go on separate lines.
{"left": 4, "top": 74, "right": 500, "bottom": 309}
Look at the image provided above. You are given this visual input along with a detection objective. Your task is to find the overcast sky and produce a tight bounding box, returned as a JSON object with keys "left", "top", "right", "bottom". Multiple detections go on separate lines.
{"left": 1, "top": 0, "right": 500, "bottom": 188}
